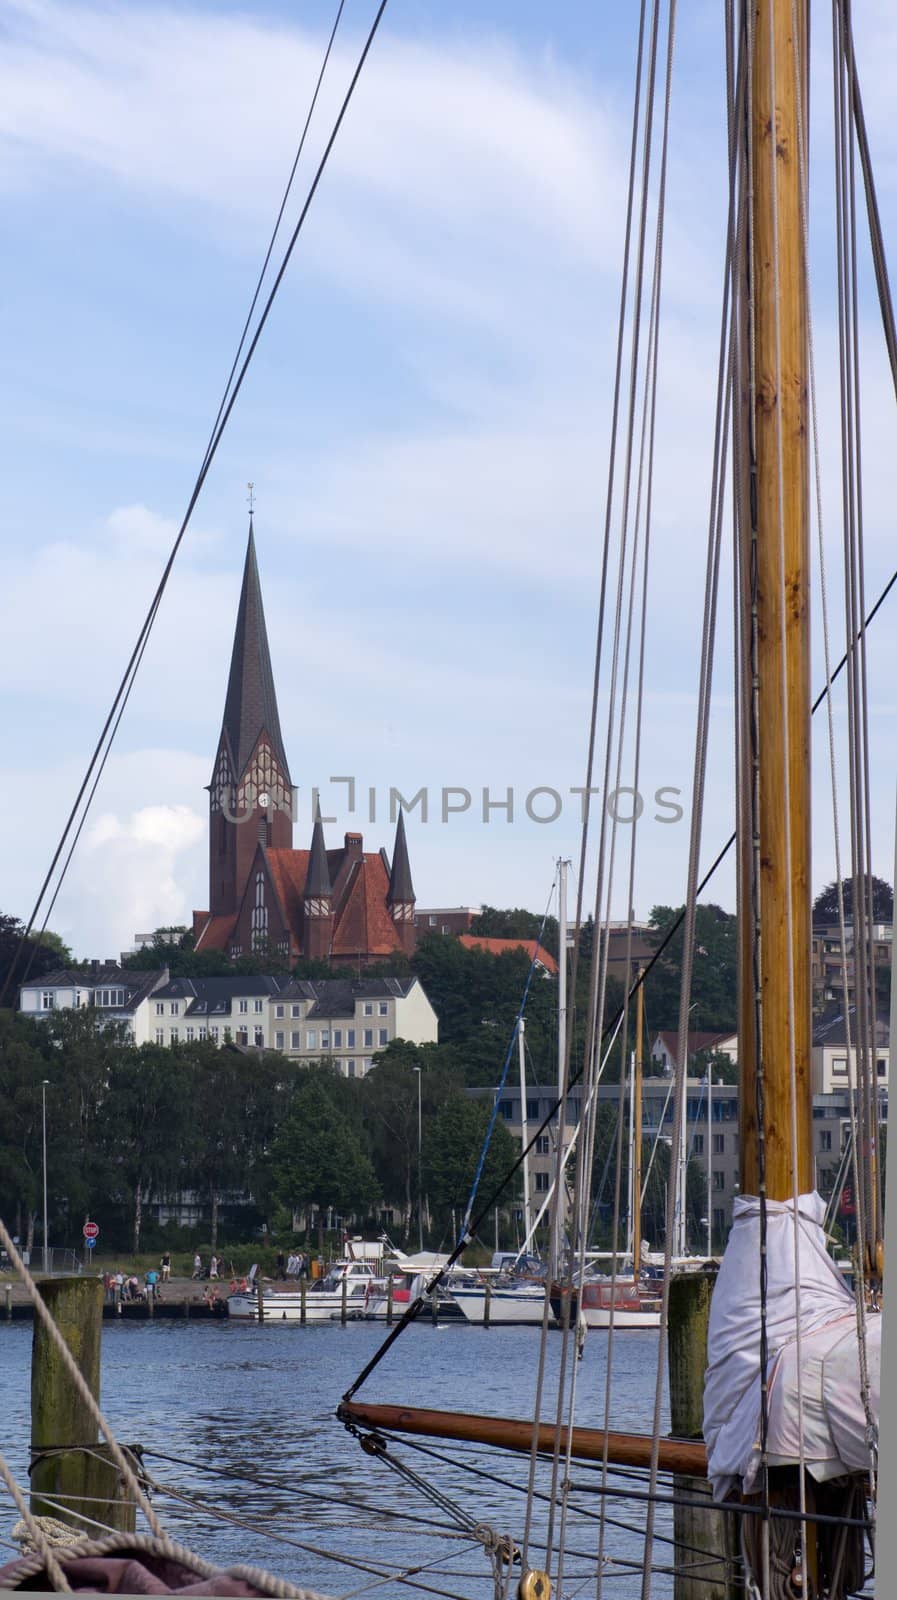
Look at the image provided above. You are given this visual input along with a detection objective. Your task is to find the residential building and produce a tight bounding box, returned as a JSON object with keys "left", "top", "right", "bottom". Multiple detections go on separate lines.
{"left": 271, "top": 976, "right": 438, "bottom": 1077}
{"left": 190, "top": 517, "right": 418, "bottom": 966}
{"left": 142, "top": 975, "right": 289, "bottom": 1049}
{"left": 811, "top": 922, "right": 892, "bottom": 1011}
{"left": 811, "top": 1006, "right": 889, "bottom": 1093}
{"left": 18, "top": 963, "right": 168, "bottom": 1043}
{"left": 414, "top": 907, "right": 482, "bottom": 937}
{"left": 649, "top": 1030, "right": 738, "bottom": 1072}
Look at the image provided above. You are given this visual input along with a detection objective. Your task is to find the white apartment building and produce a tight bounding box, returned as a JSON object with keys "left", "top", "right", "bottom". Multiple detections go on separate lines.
{"left": 21, "top": 968, "right": 438, "bottom": 1077}
{"left": 811, "top": 1007, "right": 889, "bottom": 1094}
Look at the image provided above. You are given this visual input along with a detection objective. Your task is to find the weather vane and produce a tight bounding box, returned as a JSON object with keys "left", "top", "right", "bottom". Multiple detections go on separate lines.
{"left": 247, "top": 482, "right": 255, "bottom": 515}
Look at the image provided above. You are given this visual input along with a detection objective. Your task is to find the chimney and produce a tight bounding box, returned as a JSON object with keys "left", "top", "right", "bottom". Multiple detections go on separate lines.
{"left": 344, "top": 832, "right": 364, "bottom": 862}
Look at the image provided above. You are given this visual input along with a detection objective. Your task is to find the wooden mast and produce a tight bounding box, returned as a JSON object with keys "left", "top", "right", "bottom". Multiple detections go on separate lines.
{"left": 633, "top": 967, "right": 644, "bottom": 1284}
{"left": 738, "top": 0, "right": 813, "bottom": 1203}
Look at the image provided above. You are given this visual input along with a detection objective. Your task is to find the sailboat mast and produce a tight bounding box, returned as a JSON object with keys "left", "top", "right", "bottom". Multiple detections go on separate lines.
{"left": 633, "top": 968, "right": 644, "bottom": 1281}
{"left": 518, "top": 1018, "right": 531, "bottom": 1240}
{"left": 738, "top": 0, "right": 813, "bottom": 1202}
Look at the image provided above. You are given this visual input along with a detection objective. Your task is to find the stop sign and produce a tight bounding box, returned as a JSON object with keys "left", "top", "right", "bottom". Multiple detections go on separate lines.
{"left": 83, "top": 1222, "right": 99, "bottom": 1239}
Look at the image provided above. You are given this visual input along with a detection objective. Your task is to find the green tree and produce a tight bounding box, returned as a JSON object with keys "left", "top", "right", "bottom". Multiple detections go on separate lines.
{"left": 363, "top": 1041, "right": 458, "bottom": 1239}
{"left": 270, "top": 1068, "right": 380, "bottom": 1251}
{"left": 812, "top": 875, "right": 893, "bottom": 926}
{"left": 469, "top": 906, "right": 559, "bottom": 960}
{"left": 0, "top": 912, "right": 74, "bottom": 1006}
{"left": 0, "top": 1013, "right": 49, "bottom": 1248}
{"left": 422, "top": 1096, "right": 520, "bottom": 1236}
{"left": 101, "top": 1044, "right": 194, "bottom": 1252}
{"left": 644, "top": 903, "right": 738, "bottom": 1032}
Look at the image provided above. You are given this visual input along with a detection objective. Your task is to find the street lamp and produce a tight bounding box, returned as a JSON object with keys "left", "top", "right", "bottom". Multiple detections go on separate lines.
{"left": 413, "top": 1066, "right": 423, "bottom": 1253}
{"left": 41, "top": 1080, "right": 50, "bottom": 1275}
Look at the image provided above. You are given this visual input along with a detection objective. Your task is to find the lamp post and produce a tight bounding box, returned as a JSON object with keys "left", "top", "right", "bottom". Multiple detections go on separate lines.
{"left": 41, "top": 1079, "right": 50, "bottom": 1275}
{"left": 413, "top": 1066, "right": 423, "bottom": 1253}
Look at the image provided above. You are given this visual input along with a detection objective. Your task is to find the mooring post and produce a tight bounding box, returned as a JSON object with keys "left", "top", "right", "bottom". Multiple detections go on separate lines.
{"left": 341, "top": 1274, "right": 348, "bottom": 1325}
{"left": 667, "top": 1271, "right": 737, "bottom": 1600}
{"left": 5, "top": 1283, "right": 11, "bottom": 1321}
{"left": 256, "top": 1277, "right": 265, "bottom": 1324}
{"left": 484, "top": 1281, "right": 492, "bottom": 1329}
{"left": 146, "top": 1284, "right": 153, "bottom": 1319}
{"left": 300, "top": 1277, "right": 307, "bottom": 1326}
{"left": 31, "top": 1276, "right": 136, "bottom": 1533}
{"left": 386, "top": 1274, "right": 394, "bottom": 1327}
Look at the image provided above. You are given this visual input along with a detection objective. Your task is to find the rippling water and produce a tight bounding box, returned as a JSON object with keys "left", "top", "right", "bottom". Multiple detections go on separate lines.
{"left": 0, "top": 1319, "right": 674, "bottom": 1598}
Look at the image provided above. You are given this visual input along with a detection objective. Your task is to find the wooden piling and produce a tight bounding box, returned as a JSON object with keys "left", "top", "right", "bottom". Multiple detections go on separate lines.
{"left": 5, "top": 1284, "right": 11, "bottom": 1321}
{"left": 667, "top": 1273, "right": 737, "bottom": 1600}
{"left": 386, "top": 1275, "right": 394, "bottom": 1327}
{"left": 300, "top": 1277, "right": 307, "bottom": 1326}
{"left": 340, "top": 1275, "right": 348, "bottom": 1325}
{"left": 484, "top": 1281, "right": 492, "bottom": 1329}
{"left": 31, "top": 1276, "right": 136, "bottom": 1534}
{"left": 256, "top": 1278, "right": 265, "bottom": 1324}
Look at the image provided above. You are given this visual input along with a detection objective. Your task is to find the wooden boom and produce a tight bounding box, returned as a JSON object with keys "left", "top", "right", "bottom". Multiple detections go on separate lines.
{"left": 338, "top": 1399, "right": 708, "bottom": 1477}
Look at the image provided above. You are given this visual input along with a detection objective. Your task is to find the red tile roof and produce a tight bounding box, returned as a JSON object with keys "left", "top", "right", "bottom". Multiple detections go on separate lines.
{"left": 331, "top": 854, "right": 404, "bottom": 958}
{"left": 195, "top": 913, "right": 238, "bottom": 953}
{"left": 265, "top": 849, "right": 310, "bottom": 931}
{"left": 458, "top": 935, "right": 558, "bottom": 975}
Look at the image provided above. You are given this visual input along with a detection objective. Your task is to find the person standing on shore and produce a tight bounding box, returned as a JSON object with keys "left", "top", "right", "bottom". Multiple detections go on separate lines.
{"left": 209, "top": 1254, "right": 219, "bottom": 1280}
{"left": 192, "top": 1253, "right": 202, "bottom": 1280}
{"left": 160, "top": 1252, "right": 171, "bottom": 1283}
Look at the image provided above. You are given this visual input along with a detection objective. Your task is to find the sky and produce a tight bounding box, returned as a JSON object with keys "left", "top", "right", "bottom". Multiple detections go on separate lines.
{"left": 2, "top": 0, "right": 897, "bottom": 959}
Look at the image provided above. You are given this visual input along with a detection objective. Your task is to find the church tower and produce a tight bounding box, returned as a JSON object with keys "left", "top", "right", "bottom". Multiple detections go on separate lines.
{"left": 387, "top": 809, "right": 416, "bottom": 955}
{"left": 208, "top": 518, "right": 292, "bottom": 918}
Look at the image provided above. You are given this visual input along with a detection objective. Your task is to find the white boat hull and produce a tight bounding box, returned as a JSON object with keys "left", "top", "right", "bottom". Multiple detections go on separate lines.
{"left": 449, "top": 1285, "right": 554, "bottom": 1325}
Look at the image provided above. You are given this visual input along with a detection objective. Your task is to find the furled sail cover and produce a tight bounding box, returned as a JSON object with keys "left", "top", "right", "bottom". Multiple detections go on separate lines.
{"left": 703, "top": 1193, "right": 880, "bottom": 1500}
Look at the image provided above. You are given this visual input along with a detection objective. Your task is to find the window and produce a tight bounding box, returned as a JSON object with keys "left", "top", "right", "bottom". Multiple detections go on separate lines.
{"left": 535, "top": 1172, "right": 550, "bottom": 1192}
{"left": 498, "top": 1099, "right": 513, "bottom": 1120}
{"left": 712, "top": 1170, "right": 725, "bottom": 1191}
{"left": 363, "top": 1029, "right": 373, "bottom": 1048}
{"left": 321, "top": 1031, "right": 330, "bottom": 1048}
{"left": 832, "top": 1056, "right": 848, "bottom": 1076}
{"left": 347, "top": 1029, "right": 356, "bottom": 1047}
{"left": 291, "top": 1004, "right": 301, "bottom": 1018}
{"left": 275, "top": 1004, "right": 284, "bottom": 1019}
{"left": 254, "top": 999, "right": 263, "bottom": 1014}
{"left": 186, "top": 1026, "right": 194, "bottom": 1042}
{"left": 379, "top": 1028, "right": 388, "bottom": 1046}
{"left": 536, "top": 1135, "right": 550, "bottom": 1155}
{"left": 526, "top": 1098, "right": 539, "bottom": 1120}
{"left": 41, "top": 991, "right": 54, "bottom": 1010}
{"left": 275, "top": 1031, "right": 284, "bottom": 1050}
{"left": 819, "top": 1130, "right": 832, "bottom": 1152}
{"left": 291, "top": 1031, "right": 301, "bottom": 1049}
{"left": 155, "top": 1028, "right": 164, "bottom": 1044}
{"left": 239, "top": 1000, "right": 248, "bottom": 1015}
{"left": 429, "top": 915, "right": 437, "bottom": 926}
{"left": 693, "top": 1134, "right": 705, "bottom": 1155}
{"left": 713, "top": 1207, "right": 726, "bottom": 1237}
{"left": 211, "top": 1026, "right": 219, "bottom": 1043}
{"left": 379, "top": 1002, "right": 388, "bottom": 1016}
{"left": 713, "top": 1133, "right": 725, "bottom": 1155}
{"left": 878, "top": 1060, "right": 887, "bottom": 1078}
{"left": 170, "top": 1001, "right": 179, "bottom": 1016}
{"left": 170, "top": 1028, "right": 179, "bottom": 1044}
{"left": 199, "top": 1027, "right": 207, "bottom": 1041}
{"left": 333, "top": 1030, "right": 342, "bottom": 1048}
{"left": 155, "top": 1001, "right": 164, "bottom": 1016}
{"left": 237, "top": 1028, "right": 248, "bottom": 1045}
{"left": 307, "top": 1029, "right": 317, "bottom": 1049}
{"left": 363, "top": 1003, "right": 374, "bottom": 1016}
{"left": 254, "top": 1027, "right": 264, "bottom": 1046}
{"left": 346, "top": 1059, "right": 356, "bottom": 1075}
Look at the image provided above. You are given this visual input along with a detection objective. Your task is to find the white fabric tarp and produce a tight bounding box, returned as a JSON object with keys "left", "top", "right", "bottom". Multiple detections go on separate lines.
{"left": 703, "top": 1192, "right": 879, "bottom": 1500}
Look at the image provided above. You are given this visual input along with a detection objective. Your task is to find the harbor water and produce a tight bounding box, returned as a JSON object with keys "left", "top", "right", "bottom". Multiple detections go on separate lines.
{"left": 0, "top": 1318, "right": 673, "bottom": 1597}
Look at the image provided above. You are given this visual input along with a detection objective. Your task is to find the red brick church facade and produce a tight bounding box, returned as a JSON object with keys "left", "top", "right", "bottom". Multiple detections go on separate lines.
{"left": 192, "top": 523, "right": 416, "bottom": 965}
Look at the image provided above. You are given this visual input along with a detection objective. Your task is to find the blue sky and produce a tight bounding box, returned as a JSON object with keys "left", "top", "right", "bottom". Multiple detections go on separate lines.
{"left": 2, "top": 0, "right": 897, "bottom": 957}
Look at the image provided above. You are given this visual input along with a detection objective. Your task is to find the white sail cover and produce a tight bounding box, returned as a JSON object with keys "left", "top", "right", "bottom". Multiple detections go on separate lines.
{"left": 703, "top": 1192, "right": 880, "bottom": 1500}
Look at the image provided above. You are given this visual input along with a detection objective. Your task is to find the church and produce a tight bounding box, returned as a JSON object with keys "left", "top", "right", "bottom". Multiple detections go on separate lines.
{"left": 191, "top": 521, "right": 417, "bottom": 965}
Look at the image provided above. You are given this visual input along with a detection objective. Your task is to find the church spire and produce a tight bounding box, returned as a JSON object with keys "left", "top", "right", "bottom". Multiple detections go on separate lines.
{"left": 306, "top": 805, "right": 332, "bottom": 898}
{"left": 221, "top": 519, "right": 290, "bottom": 781}
{"left": 388, "top": 809, "right": 415, "bottom": 906}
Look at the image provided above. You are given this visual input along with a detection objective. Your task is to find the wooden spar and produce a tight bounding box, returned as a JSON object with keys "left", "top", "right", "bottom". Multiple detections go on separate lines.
{"left": 337, "top": 1399, "right": 708, "bottom": 1476}
{"left": 738, "top": 0, "right": 813, "bottom": 1202}
{"left": 633, "top": 968, "right": 644, "bottom": 1284}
